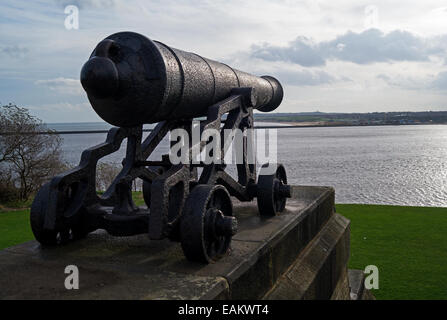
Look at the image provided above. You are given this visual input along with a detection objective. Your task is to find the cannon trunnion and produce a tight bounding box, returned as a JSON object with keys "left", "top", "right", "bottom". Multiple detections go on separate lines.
{"left": 31, "top": 32, "right": 292, "bottom": 263}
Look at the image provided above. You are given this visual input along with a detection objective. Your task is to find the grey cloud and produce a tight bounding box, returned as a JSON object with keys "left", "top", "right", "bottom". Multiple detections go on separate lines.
{"left": 246, "top": 62, "right": 347, "bottom": 86}
{"left": 377, "top": 74, "right": 391, "bottom": 82}
{"left": 250, "top": 37, "right": 325, "bottom": 67}
{"left": 35, "top": 78, "right": 83, "bottom": 95}
{"left": 322, "top": 29, "right": 429, "bottom": 64}
{"left": 55, "top": 0, "right": 118, "bottom": 9}
{"left": 433, "top": 72, "right": 447, "bottom": 90}
{"left": 377, "top": 72, "right": 447, "bottom": 91}
{"left": 376, "top": 73, "right": 425, "bottom": 90}
{"left": 249, "top": 29, "right": 447, "bottom": 66}
{"left": 275, "top": 69, "right": 337, "bottom": 86}
{"left": 0, "top": 45, "right": 29, "bottom": 58}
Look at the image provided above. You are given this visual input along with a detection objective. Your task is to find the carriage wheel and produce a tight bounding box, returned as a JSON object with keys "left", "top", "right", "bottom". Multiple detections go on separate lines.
{"left": 257, "top": 163, "right": 291, "bottom": 217}
{"left": 180, "top": 185, "right": 237, "bottom": 263}
{"left": 30, "top": 183, "right": 88, "bottom": 245}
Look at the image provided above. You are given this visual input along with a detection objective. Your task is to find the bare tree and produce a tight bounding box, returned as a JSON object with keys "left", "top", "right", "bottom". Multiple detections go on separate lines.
{"left": 96, "top": 162, "right": 122, "bottom": 191}
{"left": 0, "top": 104, "right": 67, "bottom": 200}
{"left": 0, "top": 170, "right": 16, "bottom": 202}
{"left": 95, "top": 162, "right": 143, "bottom": 192}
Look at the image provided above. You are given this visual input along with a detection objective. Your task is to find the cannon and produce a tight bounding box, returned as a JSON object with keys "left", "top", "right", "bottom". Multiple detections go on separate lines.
{"left": 30, "top": 32, "right": 292, "bottom": 263}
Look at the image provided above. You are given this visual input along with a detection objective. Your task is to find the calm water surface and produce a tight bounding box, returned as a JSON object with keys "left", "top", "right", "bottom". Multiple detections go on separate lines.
{"left": 54, "top": 124, "right": 447, "bottom": 207}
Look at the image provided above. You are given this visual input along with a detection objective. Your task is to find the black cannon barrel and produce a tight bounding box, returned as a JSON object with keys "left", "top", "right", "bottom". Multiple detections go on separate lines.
{"left": 80, "top": 32, "right": 283, "bottom": 127}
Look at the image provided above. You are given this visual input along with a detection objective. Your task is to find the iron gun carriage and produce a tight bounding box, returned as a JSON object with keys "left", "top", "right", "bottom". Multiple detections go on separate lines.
{"left": 31, "top": 32, "right": 292, "bottom": 263}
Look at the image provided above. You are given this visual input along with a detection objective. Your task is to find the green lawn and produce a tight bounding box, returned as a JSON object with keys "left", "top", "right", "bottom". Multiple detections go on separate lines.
{"left": 0, "top": 192, "right": 146, "bottom": 250}
{"left": 337, "top": 204, "right": 447, "bottom": 300}
{"left": 1, "top": 200, "right": 446, "bottom": 299}
{"left": 0, "top": 210, "right": 34, "bottom": 250}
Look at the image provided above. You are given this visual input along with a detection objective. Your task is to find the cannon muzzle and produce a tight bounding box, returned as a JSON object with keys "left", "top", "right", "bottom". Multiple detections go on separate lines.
{"left": 81, "top": 32, "right": 283, "bottom": 127}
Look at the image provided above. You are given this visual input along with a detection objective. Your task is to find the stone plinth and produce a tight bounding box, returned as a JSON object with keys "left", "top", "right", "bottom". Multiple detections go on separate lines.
{"left": 0, "top": 186, "right": 352, "bottom": 300}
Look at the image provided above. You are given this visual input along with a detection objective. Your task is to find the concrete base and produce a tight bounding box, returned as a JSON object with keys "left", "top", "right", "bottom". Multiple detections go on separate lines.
{"left": 348, "top": 269, "right": 376, "bottom": 300}
{"left": 0, "top": 186, "right": 353, "bottom": 300}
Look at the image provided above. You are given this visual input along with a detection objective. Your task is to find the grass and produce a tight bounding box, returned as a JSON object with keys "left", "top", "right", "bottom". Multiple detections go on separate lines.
{"left": 0, "top": 192, "right": 146, "bottom": 250}
{"left": 132, "top": 191, "right": 145, "bottom": 206}
{"left": 0, "top": 197, "right": 35, "bottom": 250}
{"left": 337, "top": 204, "right": 447, "bottom": 300}
{"left": 0, "top": 210, "right": 34, "bottom": 250}
{"left": 0, "top": 197, "right": 446, "bottom": 299}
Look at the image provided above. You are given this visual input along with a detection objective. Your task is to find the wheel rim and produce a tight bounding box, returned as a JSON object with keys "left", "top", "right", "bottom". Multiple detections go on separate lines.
{"left": 257, "top": 163, "right": 288, "bottom": 216}
{"left": 180, "top": 185, "right": 236, "bottom": 263}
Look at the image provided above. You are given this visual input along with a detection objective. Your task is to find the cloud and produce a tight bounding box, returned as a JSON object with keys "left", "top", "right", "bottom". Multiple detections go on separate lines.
{"left": 35, "top": 78, "right": 83, "bottom": 95}
{"left": 225, "top": 54, "right": 343, "bottom": 86}
{"left": 322, "top": 29, "right": 431, "bottom": 64}
{"left": 377, "top": 71, "right": 447, "bottom": 92}
{"left": 27, "top": 102, "right": 101, "bottom": 122}
{"left": 54, "top": 0, "right": 119, "bottom": 9}
{"left": 248, "top": 29, "right": 447, "bottom": 66}
{"left": 377, "top": 74, "right": 391, "bottom": 82}
{"left": 28, "top": 102, "right": 90, "bottom": 112}
{"left": 377, "top": 73, "right": 431, "bottom": 90}
{"left": 250, "top": 37, "right": 325, "bottom": 67}
{"left": 432, "top": 6, "right": 447, "bottom": 13}
{"left": 2, "top": 0, "right": 447, "bottom": 118}
{"left": 432, "top": 72, "right": 447, "bottom": 89}
{"left": 0, "top": 45, "right": 29, "bottom": 59}
{"left": 273, "top": 69, "right": 339, "bottom": 86}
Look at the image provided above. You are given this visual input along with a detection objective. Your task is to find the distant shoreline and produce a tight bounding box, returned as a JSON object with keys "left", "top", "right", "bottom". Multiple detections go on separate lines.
{"left": 256, "top": 120, "right": 447, "bottom": 127}
{"left": 1, "top": 121, "right": 446, "bottom": 135}
{"left": 43, "top": 121, "right": 447, "bottom": 134}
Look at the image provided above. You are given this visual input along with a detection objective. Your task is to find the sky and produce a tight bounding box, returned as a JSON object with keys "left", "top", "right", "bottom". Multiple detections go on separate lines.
{"left": 1, "top": 0, "right": 447, "bottom": 123}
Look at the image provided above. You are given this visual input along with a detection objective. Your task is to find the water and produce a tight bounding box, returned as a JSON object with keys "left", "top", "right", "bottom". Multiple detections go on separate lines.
{"left": 277, "top": 125, "right": 447, "bottom": 207}
{"left": 50, "top": 123, "right": 447, "bottom": 207}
